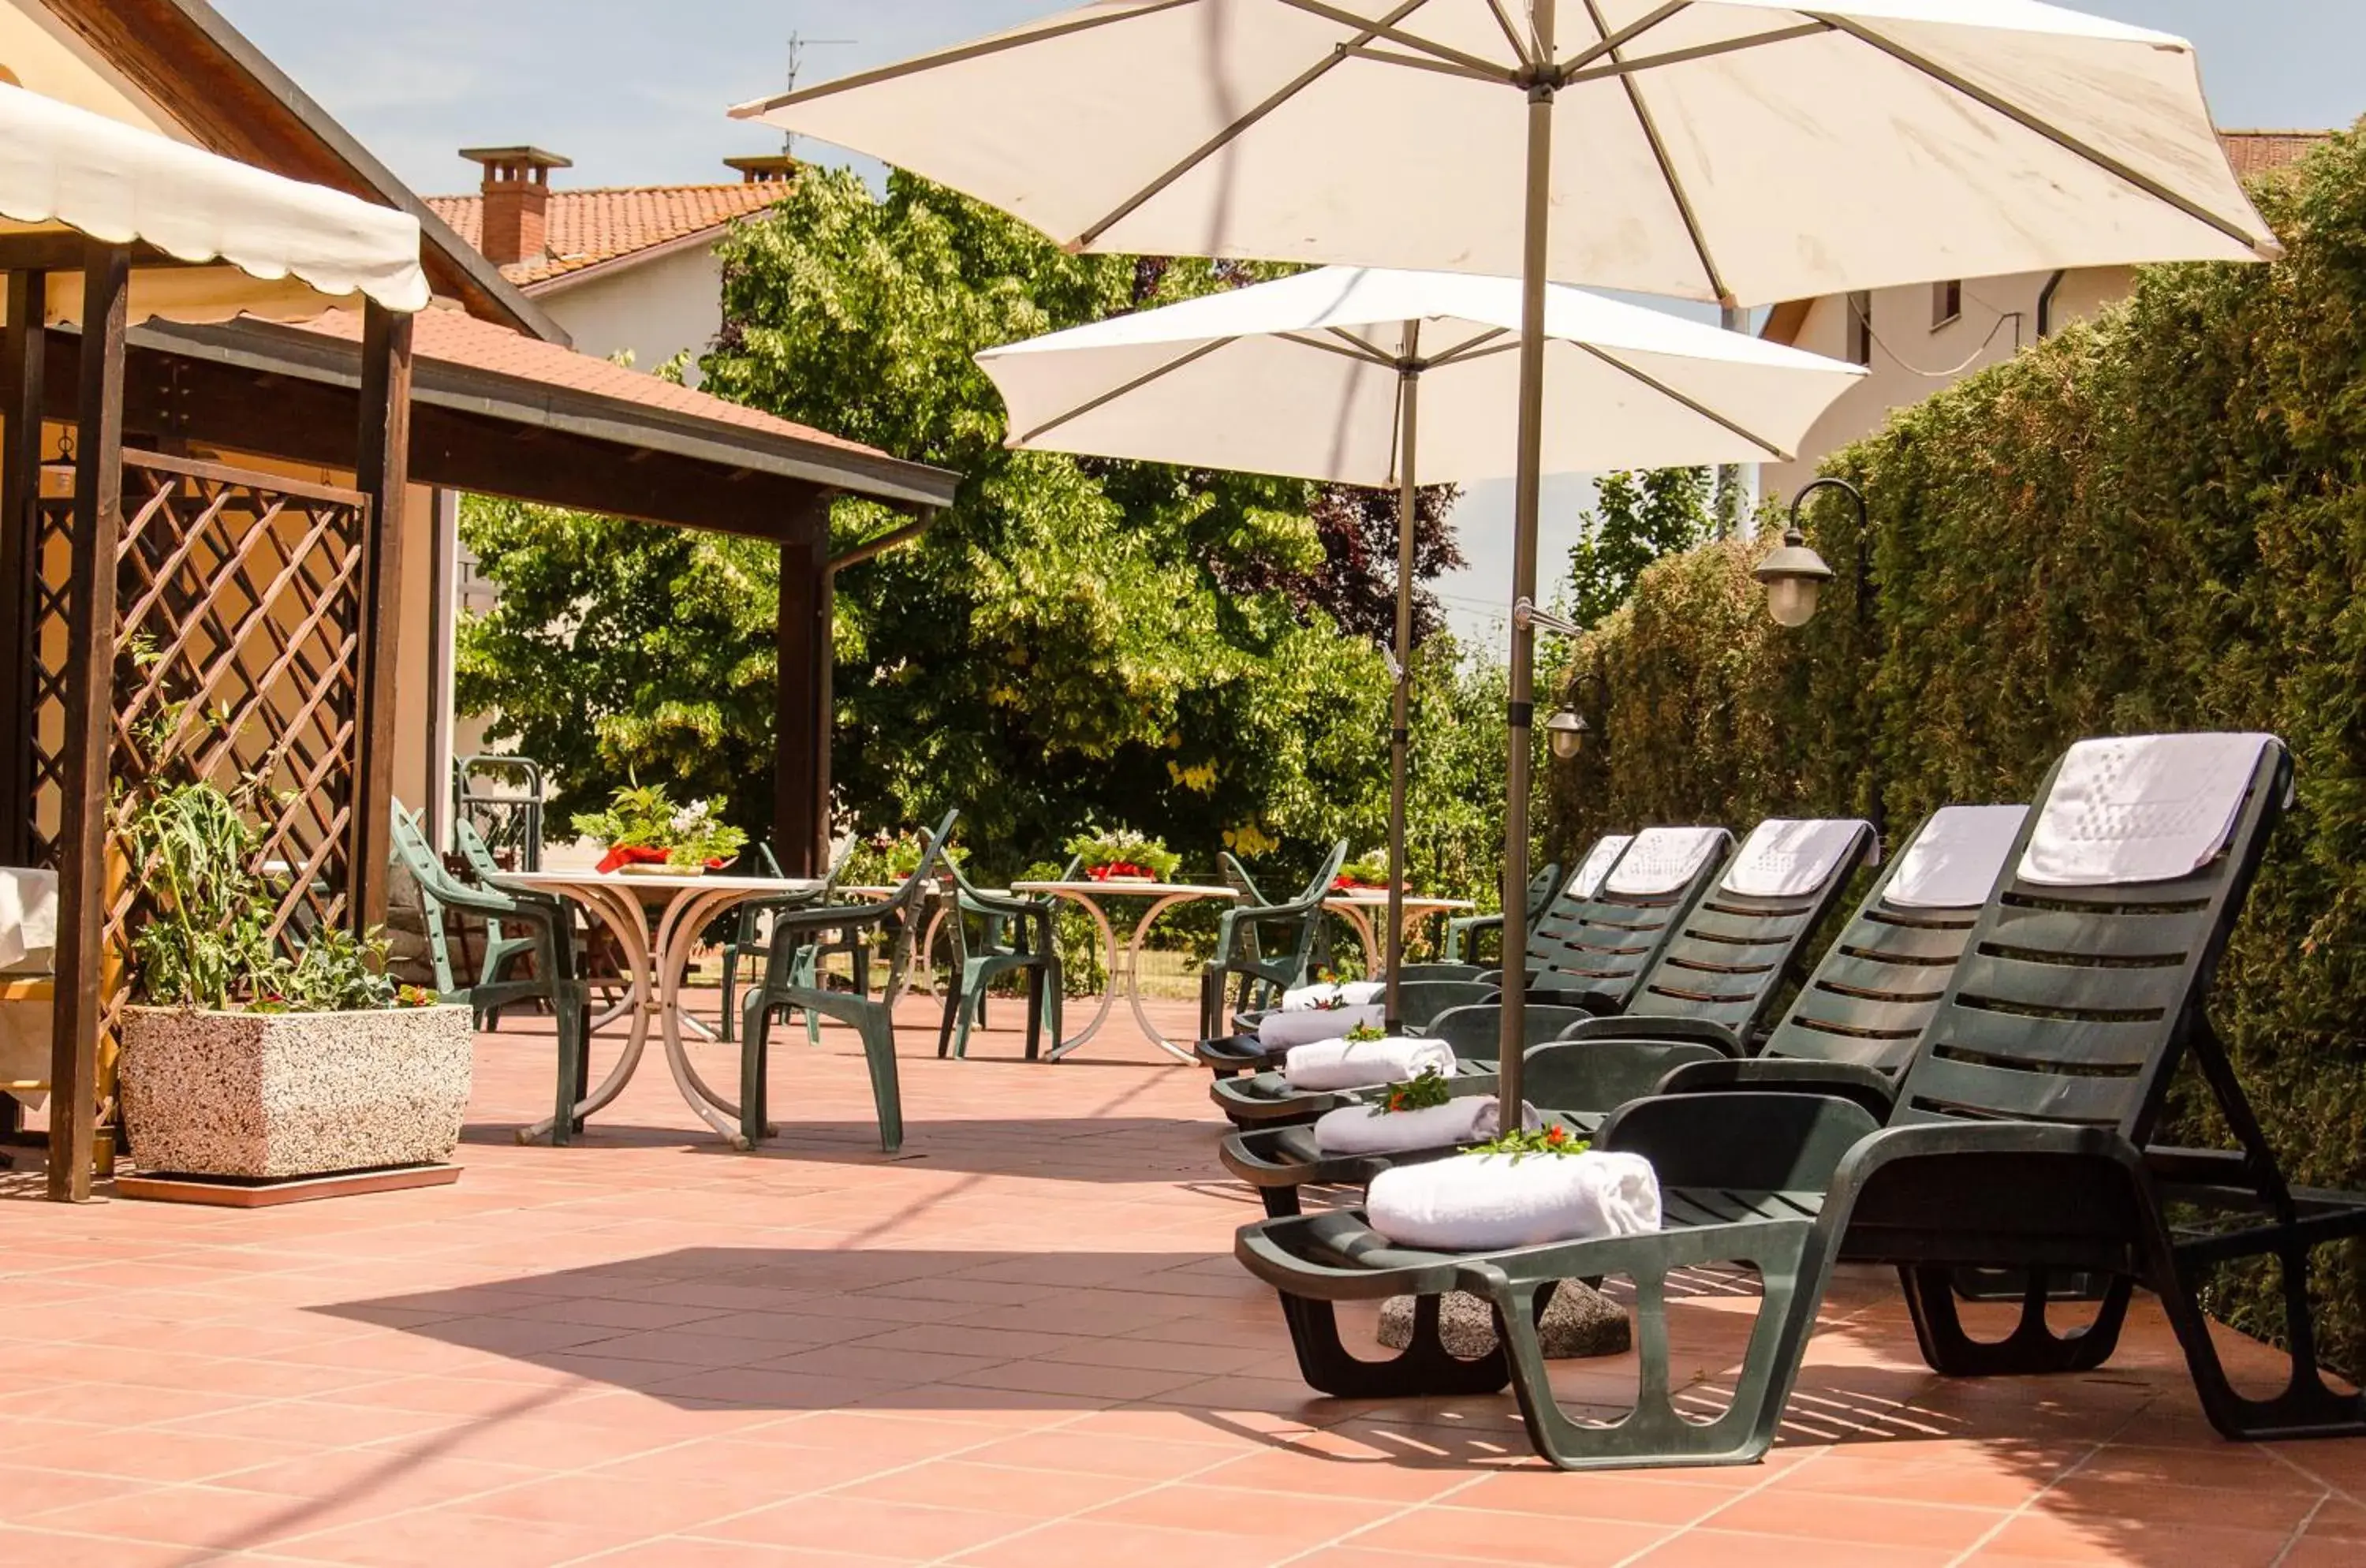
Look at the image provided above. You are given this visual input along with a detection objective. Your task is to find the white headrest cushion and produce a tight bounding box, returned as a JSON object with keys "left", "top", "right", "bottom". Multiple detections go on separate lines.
{"left": 2018, "top": 734, "right": 2277, "bottom": 887}
{"left": 1570, "top": 834, "right": 1631, "bottom": 899}
{"left": 1720, "top": 819, "right": 1869, "bottom": 899}
{"left": 1604, "top": 827, "right": 1725, "bottom": 898}
{"left": 1886, "top": 804, "right": 2028, "bottom": 910}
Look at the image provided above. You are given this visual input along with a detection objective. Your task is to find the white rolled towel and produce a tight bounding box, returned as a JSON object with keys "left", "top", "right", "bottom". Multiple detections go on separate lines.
{"left": 1280, "top": 980, "right": 1385, "bottom": 1011}
{"left": 1314, "top": 1095, "right": 1539, "bottom": 1156}
{"left": 1257, "top": 1002, "right": 1383, "bottom": 1050}
{"left": 1366, "top": 1149, "right": 1662, "bottom": 1251}
{"left": 1282, "top": 1035, "right": 1454, "bottom": 1092}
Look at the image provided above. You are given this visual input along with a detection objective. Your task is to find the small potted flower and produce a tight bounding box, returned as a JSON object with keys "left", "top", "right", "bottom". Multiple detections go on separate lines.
{"left": 1064, "top": 827, "right": 1181, "bottom": 885}
{"left": 573, "top": 782, "right": 748, "bottom": 875}
{"left": 116, "top": 779, "right": 469, "bottom": 1188}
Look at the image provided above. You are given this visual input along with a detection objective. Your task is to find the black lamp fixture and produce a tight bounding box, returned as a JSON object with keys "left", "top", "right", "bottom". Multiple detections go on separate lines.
{"left": 1510, "top": 598, "right": 1592, "bottom": 761}
{"left": 1754, "top": 476, "right": 1854, "bottom": 628}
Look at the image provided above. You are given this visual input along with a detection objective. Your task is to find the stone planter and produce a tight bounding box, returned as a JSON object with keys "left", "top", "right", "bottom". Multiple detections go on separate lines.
{"left": 119, "top": 1003, "right": 472, "bottom": 1180}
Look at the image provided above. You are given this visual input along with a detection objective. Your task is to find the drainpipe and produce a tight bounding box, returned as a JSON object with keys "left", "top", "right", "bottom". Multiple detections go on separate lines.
{"left": 2036, "top": 269, "right": 2067, "bottom": 340}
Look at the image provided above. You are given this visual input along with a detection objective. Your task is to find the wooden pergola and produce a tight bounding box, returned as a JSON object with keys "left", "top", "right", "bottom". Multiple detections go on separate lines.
{"left": 0, "top": 91, "right": 956, "bottom": 1203}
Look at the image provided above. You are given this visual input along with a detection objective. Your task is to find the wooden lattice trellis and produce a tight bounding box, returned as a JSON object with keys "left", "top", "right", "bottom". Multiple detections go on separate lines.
{"left": 28, "top": 449, "right": 368, "bottom": 1037}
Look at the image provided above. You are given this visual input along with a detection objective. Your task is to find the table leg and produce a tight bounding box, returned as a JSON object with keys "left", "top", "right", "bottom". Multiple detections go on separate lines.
{"left": 1044, "top": 892, "right": 1121, "bottom": 1060}
{"left": 1338, "top": 904, "right": 1381, "bottom": 973}
{"left": 517, "top": 883, "right": 652, "bottom": 1145}
{"left": 1118, "top": 893, "right": 1205, "bottom": 1063}
{"left": 654, "top": 887, "right": 762, "bottom": 1144}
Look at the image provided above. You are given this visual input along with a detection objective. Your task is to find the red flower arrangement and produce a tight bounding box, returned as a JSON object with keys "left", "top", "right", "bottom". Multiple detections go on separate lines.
{"left": 1086, "top": 861, "right": 1155, "bottom": 882}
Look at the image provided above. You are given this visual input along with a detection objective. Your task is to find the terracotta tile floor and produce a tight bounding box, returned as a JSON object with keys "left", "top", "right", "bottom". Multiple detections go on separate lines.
{"left": 1, "top": 992, "right": 2359, "bottom": 1566}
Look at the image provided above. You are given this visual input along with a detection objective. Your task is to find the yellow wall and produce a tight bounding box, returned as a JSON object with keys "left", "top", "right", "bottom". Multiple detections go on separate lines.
{"left": 0, "top": 2, "right": 192, "bottom": 137}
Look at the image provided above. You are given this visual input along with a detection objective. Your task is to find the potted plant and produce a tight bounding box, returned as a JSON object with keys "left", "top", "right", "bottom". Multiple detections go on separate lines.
{"left": 572, "top": 782, "right": 748, "bottom": 874}
{"left": 1063, "top": 827, "right": 1181, "bottom": 884}
{"left": 115, "top": 778, "right": 472, "bottom": 1189}
{"left": 1333, "top": 852, "right": 1394, "bottom": 892}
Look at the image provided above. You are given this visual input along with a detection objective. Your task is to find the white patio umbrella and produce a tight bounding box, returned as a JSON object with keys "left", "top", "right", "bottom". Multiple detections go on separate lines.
{"left": 737, "top": 0, "right": 2274, "bottom": 1108}
{"left": 977, "top": 263, "right": 1863, "bottom": 1022}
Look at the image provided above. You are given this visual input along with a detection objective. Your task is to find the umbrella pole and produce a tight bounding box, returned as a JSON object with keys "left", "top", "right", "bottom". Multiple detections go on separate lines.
{"left": 1498, "top": 9, "right": 1558, "bottom": 1122}
{"left": 1384, "top": 330, "right": 1420, "bottom": 1033}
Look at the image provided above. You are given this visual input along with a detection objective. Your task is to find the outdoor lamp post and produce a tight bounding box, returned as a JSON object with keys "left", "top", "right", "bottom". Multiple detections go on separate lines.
{"left": 1545, "top": 707, "right": 1587, "bottom": 760}
{"left": 1755, "top": 477, "right": 1855, "bottom": 628}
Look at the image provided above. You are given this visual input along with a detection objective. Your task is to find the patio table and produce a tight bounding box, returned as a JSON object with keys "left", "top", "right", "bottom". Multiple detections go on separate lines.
{"left": 1324, "top": 890, "right": 1476, "bottom": 973}
{"left": 493, "top": 869, "right": 822, "bottom": 1144}
{"left": 1009, "top": 879, "right": 1237, "bottom": 1062}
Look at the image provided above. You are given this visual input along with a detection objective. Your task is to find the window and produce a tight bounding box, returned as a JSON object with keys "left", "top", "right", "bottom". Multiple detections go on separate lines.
{"left": 1845, "top": 291, "right": 1872, "bottom": 366}
{"left": 1932, "top": 278, "right": 1962, "bottom": 329}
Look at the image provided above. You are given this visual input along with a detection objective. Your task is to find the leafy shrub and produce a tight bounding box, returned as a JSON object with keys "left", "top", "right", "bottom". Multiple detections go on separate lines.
{"left": 1545, "top": 133, "right": 2366, "bottom": 1372}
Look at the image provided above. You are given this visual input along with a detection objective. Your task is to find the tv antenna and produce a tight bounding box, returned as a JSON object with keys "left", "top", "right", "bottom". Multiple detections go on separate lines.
{"left": 780, "top": 32, "right": 856, "bottom": 156}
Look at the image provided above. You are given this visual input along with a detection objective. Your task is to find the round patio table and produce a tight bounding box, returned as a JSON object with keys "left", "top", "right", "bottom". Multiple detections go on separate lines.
{"left": 1009, "top": 879, "right": 1237, "bottom": 1062}
{"left": 1325, "top": 890, "right": 1477, "bottom": 973}
{"left": 493, "top": 868, "right": 823, "bottom": 1146}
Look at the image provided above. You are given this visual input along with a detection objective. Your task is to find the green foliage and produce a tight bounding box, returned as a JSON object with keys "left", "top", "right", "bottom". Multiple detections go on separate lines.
{"left": 569, "top": 782, "right": 748, "bottom": 868}
{"left": 1468, "top": 1124, "right": 1590, "bottom": 1159}
{"left": 124, "top": 779, "right": 405, "bottom": 1013}
{"left": 1063, "top": 827, "right": 1181, "bottom": 882}
{"left": 843, "top": 828, "right": 966, "bottom": 887}
{"left": 1559, "top": 469, "right": 1716, "bottom": 631}
{"left": 1544, "top": 133, "right": 2366, "bottom": 1371}
{"left": 461, "top": 167, "right": 1433, "bottom": 889}
{"left": 1372, "top": 1066, "right": 1451, "bottom": 1115}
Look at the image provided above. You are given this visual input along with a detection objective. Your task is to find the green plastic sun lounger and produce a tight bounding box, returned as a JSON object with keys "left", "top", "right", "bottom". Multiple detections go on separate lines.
{"left": 1196, "top": 833, "right": 1632, "bottom": 1077}
{"left": 1199, "top": 827, "right": 1726, "bottom": 1107}
{"left": 1236, "top": 734, "right": 2366, "bottom": 1469}
{"left": 1218, "top": 816, "right": 1875, "bottom": 1200}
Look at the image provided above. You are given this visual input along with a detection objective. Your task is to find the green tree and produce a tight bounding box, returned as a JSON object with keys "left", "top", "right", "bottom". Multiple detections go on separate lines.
{"left": 458, "top": 168, "right": 1462, "bottom": 883}
{"left": 1560, "top": 468, "right": 1716, "bottom": 630}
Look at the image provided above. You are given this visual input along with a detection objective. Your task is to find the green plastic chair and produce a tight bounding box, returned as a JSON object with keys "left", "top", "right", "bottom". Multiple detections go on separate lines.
{"left": 1394, "top": 831, "right": 1632, "bottom": 987}
{"left": 1439, "top": 860, "right": 1562, "bottom": 965}
{"left": 1237, "top": 735, "right": 2366, "bottom": 1468}
{"left": 737, "top": 810, "right": 958, "bottom": 1153}
{"left": 717, "top": 838, "right": 850, "bottom": 1043}
{"left": 1196, "top": 842, "right": 1349, "bottom": 1040}
{"left": 448, "top": 817, "right": 544, "bottom": 1029}
{"left": 936, "top": 857, "right": 1062, "bottom": 1060}
{"left": 393, "top": 804, "right": 592, "bottom": 1143}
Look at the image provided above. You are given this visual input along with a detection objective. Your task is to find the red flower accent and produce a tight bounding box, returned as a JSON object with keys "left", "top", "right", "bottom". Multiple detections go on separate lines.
{"left": 596, "top": 843, "right": 672, "bottom": 875}
{"left": 1087, "top": 861, "right": 1153, "bottom": 882}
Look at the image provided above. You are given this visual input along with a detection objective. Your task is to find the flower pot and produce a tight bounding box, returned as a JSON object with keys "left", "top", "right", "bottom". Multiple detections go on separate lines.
{"left": 118, "top": 1003, "right": 472, "bottom": 1180}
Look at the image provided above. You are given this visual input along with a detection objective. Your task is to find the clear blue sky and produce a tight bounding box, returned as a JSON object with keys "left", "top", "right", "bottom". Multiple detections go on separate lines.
{"left": 215, "top": 1, "right": 2366, "bottom": 643}
{"left": 219, "top": 2, "right": 2364, "bottom": 197}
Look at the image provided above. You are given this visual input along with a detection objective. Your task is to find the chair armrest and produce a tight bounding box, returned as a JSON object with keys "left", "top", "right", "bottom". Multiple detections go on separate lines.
{"left": 1655, "top": 1058, "right": 1901, "bottom": 1122}
{"left": 1521, "top": 1037, "right": 1733, "bottom": 1115}
{"left": 1520, "top": 984, "right": 1625, "bottom": 1014}
{"left": 1554, "top": 1016, "right": 1745, "bottom": 1055}
{"left": 1597, "top": 1090, "right": 1883, "bottom": 1192}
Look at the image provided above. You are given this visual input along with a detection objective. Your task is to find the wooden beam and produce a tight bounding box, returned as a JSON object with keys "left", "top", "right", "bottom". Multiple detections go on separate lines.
{"left": 774, "top": 498, "right": 831, "bottom": 877}
{"left": 0, "top": 271, "right": 47, "bottom": 865}
{"left": 348, "top": 302, "right": 413, "bottom": 932}
{"left": 50, "top": 243, "right": 129, "bottom": 1204}
{"left": 40, "top": 335, "right": 807, "bottom": 539}
{"left": 0, "top": 235, "right": 191, "bottom": 275}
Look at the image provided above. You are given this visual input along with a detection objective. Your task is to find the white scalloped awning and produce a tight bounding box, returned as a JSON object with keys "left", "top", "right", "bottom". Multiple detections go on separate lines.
{"left": 0, "top": 83, "right": 427, "bottom": 323}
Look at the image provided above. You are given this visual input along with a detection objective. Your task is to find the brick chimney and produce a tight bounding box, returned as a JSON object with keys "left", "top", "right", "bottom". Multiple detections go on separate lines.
{"left": 459, "top": 146, "right": 572, "bottom": 267}
{"left": 723, "top": 155, "right": 797, "bottom": 185}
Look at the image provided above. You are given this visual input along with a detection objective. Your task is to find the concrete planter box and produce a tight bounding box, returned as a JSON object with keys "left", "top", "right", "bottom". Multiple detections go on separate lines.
{"left": 119, "top": 1003, "right": 472, "bottom": 1180}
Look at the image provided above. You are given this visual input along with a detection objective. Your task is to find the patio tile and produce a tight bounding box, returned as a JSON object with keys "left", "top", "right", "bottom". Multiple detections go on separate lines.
{"left": 0, "top": 999, "right": 2345, "bottom": 1568}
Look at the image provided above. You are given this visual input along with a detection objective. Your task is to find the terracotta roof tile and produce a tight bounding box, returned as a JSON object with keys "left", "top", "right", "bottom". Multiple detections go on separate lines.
{"left": 291, "top": 306, "right": 886, "bottom": 458}
{"left": 424, "top": 183, "right": 786, "bottom": 286}
{"left": 2219, "top": 130, "right": 2336, "bottom": 181}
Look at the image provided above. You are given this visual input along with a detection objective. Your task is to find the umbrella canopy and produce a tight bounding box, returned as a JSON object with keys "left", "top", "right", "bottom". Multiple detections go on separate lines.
{"left": 980, "top": 264, "right": 1864, "bottom": 483}
{"left": 980, "top": 263, "right": 1863, "bottom": 1023}
{"left": 736, "top": 0, "right": 2270, "bottom": 1109}
{"left": 735, "top": 0, "right": 2276, "bottom": 308}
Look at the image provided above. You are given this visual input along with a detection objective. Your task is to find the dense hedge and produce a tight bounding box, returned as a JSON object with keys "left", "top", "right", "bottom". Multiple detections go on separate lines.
{"left": 1548, "top": 130, "right": 2366, "bottom": 1371}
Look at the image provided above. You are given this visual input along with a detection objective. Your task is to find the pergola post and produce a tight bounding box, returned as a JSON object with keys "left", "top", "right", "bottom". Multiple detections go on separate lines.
{"left": 774, "top": 495, "right": 832, "bottom": 877}
{"left": 349, "top": 300, "right": 413, "bottom": 930}
{"left": 49, "top": 241, "right": 129, "bottom": 1204}
{"left": 0, "top": 268, "right": 46, "bottom": 866}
